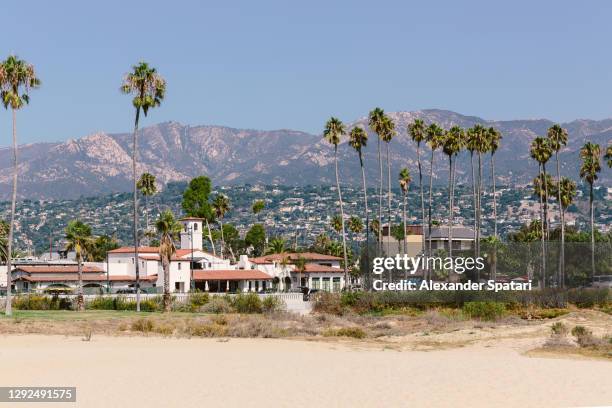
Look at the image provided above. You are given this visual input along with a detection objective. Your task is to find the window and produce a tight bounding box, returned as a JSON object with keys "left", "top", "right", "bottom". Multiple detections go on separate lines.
{"left": 311, "top": 278, "right": 320, "bottom": 290}
{"left": 175, "top": 282, "right": 180, "bottom": 291}
{"left": 194, "top": 223, "right": 198, "bottom": 231}
{"left": 322, "top": 277, "right": 331, "bottom": 292}
{"left": 178, "top": 263, "right": 182, "bottom": 270}
{"left": 332, "top": 277, "right": 341, "bottom": 292}
{"left": 131, "top": 258, "right": 134, "bottom": 264}
{"left": 184, "top": 224, "right": 188, "bottom": 232}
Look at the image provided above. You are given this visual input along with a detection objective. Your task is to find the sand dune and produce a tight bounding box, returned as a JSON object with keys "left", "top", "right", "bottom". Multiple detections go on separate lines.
{"left": 0, "top": 334, "right": 610, "bottom": 408}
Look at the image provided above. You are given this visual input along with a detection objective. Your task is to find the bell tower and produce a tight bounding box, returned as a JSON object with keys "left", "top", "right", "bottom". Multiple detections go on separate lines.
{"left": 180, "top": 217, "right": 203, "bottom": 251}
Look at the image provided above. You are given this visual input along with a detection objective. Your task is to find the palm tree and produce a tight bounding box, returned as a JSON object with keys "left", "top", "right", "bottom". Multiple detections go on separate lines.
{"left": 212, "top": 194, "right": 230, "bottom": 259}
{"left": 330, "top": 214, "right": 343, "bottom": 235}
{"left": 155, "top": 210, "right": 181, "bottom": 312}
{"left": 266, "top": 237, "right": 286, "bottom": 254}
{"left": 579, "top": 142, "right": 601, "bottom": 281}
{"left": 369, "top": 220, "right": 380, "bottom": 243}
{"left": 553, "top": 177, "right": 576, "bottom": 287}
{"left": 442, "top": 126, "right": 464, "bottom": 262}
{"left": 121, "top": 61, "right": 166, "bottom": 312}
{"left": 368, "top": 108, "right": 385, "bottom": 254}
{"left": 547, "top": 124, "right": 568, "bottom": 286}
{"left": 348, "top": 216, "right": 364, "bottom": 235}
{"left": 425, "top": 123, "right": 445, "bottom": 266}
{"left": 323, "top": 117, "right": 349, "bottom": 287}
{"left": 471, "top": 124, "right": 489, "bottom": 260}
{"left": 348, "top": 126, "right": 370, "bottom": 288}
{"left": 605, "top": 145, "right": 612, "bottom": 168}
{"left": 381, "top": 115, "right": 396, "bottom": 257}
{"left": 398, "top": 168, "right": 411, "bottom": 278}
{"left": 487, "top": 127, "right": 502, "bottom": 238}
{"left": 137, "top": 172, "right": 157, "bottom": 245}
{"left": 1, "top": 55, "right": 40, "bottom": 316}
{"left": 65, "top": 220, "right": 93, "bottom": 311}
{"left": 294, "top": 255, "right": 307, "bottom": 290}
{"left": 408, "top": 119, "right": 427, "bottom": 264}
{"left": 465, "top": 127, "right": 479, "bottom": 257}
{"left": 530, "top": 137, "right": 553, "bottom": 287}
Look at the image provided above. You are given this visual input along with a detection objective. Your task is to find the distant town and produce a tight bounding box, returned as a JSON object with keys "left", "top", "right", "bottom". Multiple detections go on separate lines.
{"left": 2, "top": 182, "right": 610, "bottom": 256}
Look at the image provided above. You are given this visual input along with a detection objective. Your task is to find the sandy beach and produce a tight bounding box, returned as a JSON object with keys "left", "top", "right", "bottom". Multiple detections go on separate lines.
{"left": 0, "top": 334, "right": 610, "bottom": 408}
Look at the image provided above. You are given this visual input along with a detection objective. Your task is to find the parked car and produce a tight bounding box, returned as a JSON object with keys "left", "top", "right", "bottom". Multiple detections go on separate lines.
{"left": 592, "top": 275, "right": 612, "bottom": 289}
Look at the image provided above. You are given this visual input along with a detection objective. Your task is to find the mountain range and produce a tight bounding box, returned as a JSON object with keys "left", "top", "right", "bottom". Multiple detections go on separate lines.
{"left": 0, "top": 109, "right": 610, "bottom": 200}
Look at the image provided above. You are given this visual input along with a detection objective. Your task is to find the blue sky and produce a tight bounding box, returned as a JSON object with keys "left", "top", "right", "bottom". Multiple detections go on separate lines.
{"left": 2, "top": 0, "right": 612, "bottom": 144}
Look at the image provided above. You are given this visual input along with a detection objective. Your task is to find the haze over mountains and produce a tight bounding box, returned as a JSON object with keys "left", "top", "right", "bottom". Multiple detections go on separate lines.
{"left": 0, "top": 109, "right": 610, "bottom": 200}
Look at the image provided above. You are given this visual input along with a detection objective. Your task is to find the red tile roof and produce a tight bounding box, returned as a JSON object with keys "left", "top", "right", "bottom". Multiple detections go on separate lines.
{"left": 249, "top": 252, "right": 342, "bottom": 264}
{"left": 193, "top": 270, "right": 272, "bottom": 281}
{"left": 15, "top": 274, "right": 157, "bottom": 282}
{"left": 108, "top": 246, "right": 160, "bottom": 254}
{"left": 15, "top": 265, "right": 104, "bottom": 273}
{"left": 301, "top": 264, "right": 343, "bottom": 274}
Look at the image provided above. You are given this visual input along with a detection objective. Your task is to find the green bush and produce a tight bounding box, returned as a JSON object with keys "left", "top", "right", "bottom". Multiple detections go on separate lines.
{"left": 201, "top": 297, "right": 233, "bottom": 314}
{"left": 462, "top": 301, "right": 506, "bottom": 321}
{"left": 313, "top": 292, "right": 344, "bottom": 315}
{"left": 188, "top": 292, "right": 210, "bottom": 310}
{"left": 322, "top": 327, "right": 366, "bottom": 339}
{"left": 87, "top": 296, "right": 161, "bottom": 312}
{"left": 232, "top": 293, "right": 263, "bottom": 314}
{"left": 13, "top": 295, "right": 72, "bottom": 310}
{"left": 262, "top": 296, "right": 285, "bottom": 313}
{"left": 551, "top": 322, "right": 569, "bottom": 336}
{"left": 131, "top": 318, "right": 154, "bottom": 332}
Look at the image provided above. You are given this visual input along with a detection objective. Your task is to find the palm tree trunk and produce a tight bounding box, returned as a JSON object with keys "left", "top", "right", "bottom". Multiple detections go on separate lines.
{"left": 589, "top": 183, "right": 595, "bottom": 282}
{"left": 5, "top": 109, "right": 18, "bottom": 316}
{"left": 144, "top": 195, "right": 150, "bottom": 246}
{"left": 428, "top": 149, "right": 435, "bottom": 275}
{"left": 543, "top": 163, "right": 550, "bottom": 240}
{"left": 334, "top": 147, "right": 349, "bottom": 288}
{"left": 163, "top": 258, "right": 171, "bottom": 312}
{"left": 359, "top": 153, "right": 370, "bottom": 290}
{"left": 491, "top": 153, "right": 497, "bottom": 281}
{"left": 219, "top": 220, "right": 225, "bottom": 259}
{"left": 132, "top": 107, "right": 141, "bottom": 312}
{"left": 470, "top": 152, "right": 477, "bottom": 260}
{"left": 386, "top": 142, "right": 392, "bottom": 282}
{"left": 555, "top": 152, "right": 564, "bottom": 287}
{"left": 477, "top": 152, "right": 483, "bottom": 262}
{"left": 77, "top": 251, "right": 84, "bottom": 311}
{"left": 447, "top": 155, "right": 453, "bottom": 282}
{"left": 417, "top": 143, "right": 426, "bottom": 280}
{"left": 538, "top": 164, "right": 546, "bottom": 288}
{"left": 205, "top": 219, "right": 216, "bottom": 256}
{"left": 377, "top": 137, "right": 383, "bottom": 255}
{"left": 403, "top": 191, "right": 408, "bottom": 280}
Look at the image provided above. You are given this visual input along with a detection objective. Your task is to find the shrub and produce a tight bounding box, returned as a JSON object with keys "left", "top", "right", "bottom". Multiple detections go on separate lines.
{"left": 12, "top": 295, "right": 73, "bottom": 311}
{"left": 232, "top": 293, "right": 263, "bottom": 314}
{"left": 262, "top": 296, "right": 286, "bottom": 313}
{"left": 322, "top": 327, "right": 366, "bottom": 339}
{"left": 187, "top": 322, "right": 228, "bottom": 337}
{"left": 131, "top": 318, "right": 154, "bottom": 332}
{"left": 313, "top": 293, "right": 344, "bottom": 315}
{"left": 88, "top": 296, "right": 161, "bottom": 312}
{"left": 201, "top": 297, "right": 233, "bottom": 314}
{"left": 462, "top": 301, "right": 505, "bottom": 321}
{"left": 550, "top": 322, "right": 569, "bottom": 336}
{"left": 188, "top": 292, "right": 210, "bottom": 311}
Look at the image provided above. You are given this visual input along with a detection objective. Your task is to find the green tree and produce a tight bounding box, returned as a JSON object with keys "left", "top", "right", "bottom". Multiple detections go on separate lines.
{"left": 323, "top": 117, "right": 349, "bottom": 286}
{"left": 408, "top": 119, "right": 427, "bottom": 262}
{"left": 1, "top": 55, "right": 40, "bottom": 316}
{"left": 547, "top": 124, "right": 568, "bottom": 286}
{"left": 487, "top": 127, "right": 502, "bottom": 238}
{"left": 348, "top": 216, "right": 364, "bottom": 235}
{"left": 252, "top": 200, "right": 265, "bottom": 219}
{"left": 121, "top": 61, "right": 166, "bottom": 312}
{"left": 465, "top": 127, "right": 479, "bottom": 256}
{"left": 65, "top": 220, "right": 93, "bottom": 311}
{"left": 605, "top": 145, "right": 612, "bottom": 168}
{"left": 266, "top": 237, "right": 286, "bottom": 254}
{"left": 398, "top": 167, "right": 411, "bottom": 278}
{"left": 331, "top": 214, "right": 343, "bottom": 234}
{"left": 137, "top": 172, "right": 157, "bottom": 244}
{"left": 245, "top": 224, "right": 266, "bottom": 256}
{"left": 89, "top": 235, "right": 120, "bottom": 262}
{"left": 472, "top": 124, "right": 490, "bottom": 260}
{"left": 530, "top": 137, "right": 553, "bottom": 287}
{"left": 212, "top": 194, "right": 231, "bottom": 259}
{"left": 294, "top": 255, "right": 307, "bottom": 289}
{"left": 182, "top": 176, "right": 216, "bottom": 256}
{"left": 155, "top": 210, "right": 182, "bottom": 312}
{"left": 579, "top": 142, "right": 601, "bottom": 281}
{"left": 0, "top": 220, "right": 9, "bottom": 264}
{"left": 381, "top": 115, "right": 396, "bottom": 257}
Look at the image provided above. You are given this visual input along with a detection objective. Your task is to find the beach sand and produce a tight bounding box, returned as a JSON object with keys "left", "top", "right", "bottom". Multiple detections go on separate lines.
{"left": 0, "top": 334, "right": 610, "bottom": 408}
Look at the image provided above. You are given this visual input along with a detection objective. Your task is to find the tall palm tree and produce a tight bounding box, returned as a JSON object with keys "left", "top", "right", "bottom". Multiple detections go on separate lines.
{"left": 530, "top": 137, "right": 553, "bottom": 287}
{"left": 579, "top": 142, "right": 601, "bottom": 281}
{"left": 547, "top": 124, "right": 568, "bottom": 286}
{"left": 121, "top": 62, "right": 166, "bottom": 312}
{"left": 442, "top": 126, "right": 464, "bottom": 262}
{"left": 554, "top": 177, "right": 576, "bottom": 287}
{"left": 425, "top": 123, "right": 445, "bottom": 266}
{"left": 348, "top": 216, "right": 364, "bottom": 235}
{"left": 294, "top": 255, "right": 307, "bottom": 290}
{"left": 1, "top": 55, "right": 40, "bottom": 316}
{"left": 212, "top": 194, "right": 230, "bottom": 258}
{"left": 408, "top": 119, "right": 427, "bottom": 266}
{"left": 156, "top": 210, "right": 182, "bottom": 312}
{"left": 137, "top": 172, "right": 157, "bottom": 245}
{"left": 368, "top": 108, "right": 385, "bottom": 254}
{"left": 381, "top": 115, "right": 396, "bottom": 258}
{"left": 398, "top": 168, "right": 411, "bottom": 278}
{"left": 487, "top": 127, "right": 502, "bottom": 238}
{"left": 465, "top": 127, "right": 479, "bottom": 258}
{"left": 471, "top": 124, "right": 489, "bottom": 260}
{"left": 330, "top": 214, "right": 343, "bottom": 235}
{"left": 323, "top": 117, "right": 349, "bottom": 286}
{"left": 348, "top": 126, "right": 370, "bottom": 288}
{"left": 266, "top": 237, "right": 286, "bottom": 254}
{"left": 65, "top": 220, "right": 93, "bottom": 311}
